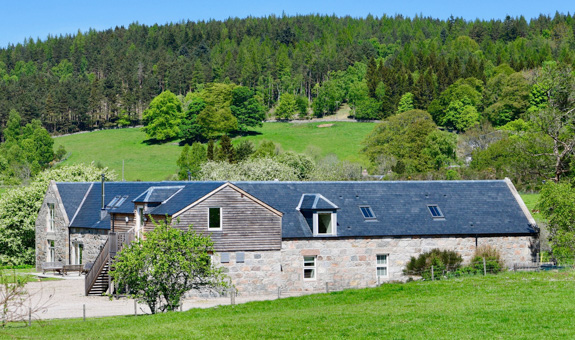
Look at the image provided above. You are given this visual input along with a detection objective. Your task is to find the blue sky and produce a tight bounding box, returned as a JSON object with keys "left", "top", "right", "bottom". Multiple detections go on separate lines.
{"left": 1, "top": 0, "right": 573, "bottom": 48}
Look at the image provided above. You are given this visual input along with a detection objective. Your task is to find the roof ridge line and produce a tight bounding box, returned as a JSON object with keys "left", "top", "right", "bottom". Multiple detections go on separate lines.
{"left": 69, "top": 182, "right": 94, "bottom": 226}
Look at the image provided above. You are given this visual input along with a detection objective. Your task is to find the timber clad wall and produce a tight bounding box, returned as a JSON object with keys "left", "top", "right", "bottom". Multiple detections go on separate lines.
{"left": 110, "top": 213, "right": 136, "bottom": 233}
{"left": 173, "top": 186, "right": 282, "bottom": 251}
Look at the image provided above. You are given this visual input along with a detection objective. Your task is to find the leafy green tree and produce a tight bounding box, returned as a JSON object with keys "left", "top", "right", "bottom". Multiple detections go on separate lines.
{"left": 428, "top": 78, "right": 484, "bottom": 126}
{"left": 252, "top": 140, "right": 279, "bottom": 158}
{"left": 442, "top": 98, "right": 481, "bottom": 131}
{"left": 230, "top": 86, "right": 266, "bottom": 132}
{"left": 177, "top": 143, "right": 207, "bottom": 180}
{"left": 362, "top": 110, "right": 438, "bottom": 173}
{"left": 275, "top": 93, "right": 298, "bottom": 120}
{"left": 276, "top": 151, "right": 315, "bottom": 180}
{"left": 528, "top": 63, "right": 575, "bottom": 182}
{"left": 142, "top": 90, "right": 184, "bottom": 142}
{"left": 0, "top": 164, "right": 116, "bottom": 265}
{"left": 397, "top": 92, "right": 415, "bottom": 113}
{"left": 180, "top": 94, "right": 206, "bottom": 142}
{"left": 537, "top": 182, "right": 575, "bottom": 258}
{"left": 196, "top": 106, "right": 238, "bottom": 139}
{"left": 422, "top": 130, "right": 457, "bottom": 170}
{"left": 295, "top": 95, "right": 309, "bottom": 116}
{"left": 484, "top": 72, "right": 530, "bottom": 126}
{"left": 110, "top": 218, "right": 228, "bottom": 314}
{"left": 234, "top": 140, "right": 255, "bottom": 162}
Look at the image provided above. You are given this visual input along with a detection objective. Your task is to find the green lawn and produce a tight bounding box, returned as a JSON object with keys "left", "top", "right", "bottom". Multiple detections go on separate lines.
{"left": 53, "top": 123, "right": 376, "bottom": 181}
{"left": 4, "top": 271, "right": 575, "bottom": 338}
{"left": 520, "top": 193, "right": 542, "bottom": 222}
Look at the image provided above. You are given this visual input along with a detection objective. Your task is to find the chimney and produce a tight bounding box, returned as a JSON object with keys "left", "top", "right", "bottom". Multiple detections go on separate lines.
{"left": 100, "top": 173, "right": 107, "bottom": 220}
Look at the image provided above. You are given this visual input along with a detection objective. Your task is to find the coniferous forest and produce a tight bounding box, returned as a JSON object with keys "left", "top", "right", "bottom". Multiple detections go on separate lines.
{"left": 1, "top": 13, "right": 574, "bottom": 135}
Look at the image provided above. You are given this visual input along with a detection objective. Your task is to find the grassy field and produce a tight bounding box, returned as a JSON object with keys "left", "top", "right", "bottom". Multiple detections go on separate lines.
{"left": 53, "top": 122, "right": 376, "bottom": 181}
{"left": 520, "top": 193, "right": 542, "bottom": 222}
{"left": 4, "top": 271, "right": 575, "bottom": 338}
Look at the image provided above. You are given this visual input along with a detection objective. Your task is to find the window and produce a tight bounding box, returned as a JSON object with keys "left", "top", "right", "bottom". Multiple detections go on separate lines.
{"left": 208, "top": 207, "right": 222, "bottom": 229}
{"left": 377, "top": 254, "right": 388, "bottom": 278}
{"left": 220, "top": 252, "right": 230, "bottom": 263}
{"left": 427, "top": 205, "right": 444, "bottom": 219}
{"left": 72, "top": 243, "right": 84, "bottom": 264}
{"left": 359, "top": 206, "right": 376, "bottom": 219}
{"left": 314, "top": 212, "right": 336, "bottom": 236}
{"left": 303, "top": 256, "right": 316, "bottom": 280}
{"left": 236, "top": 252, "right": 245, "bottom": 263}
{"left": 47, "top": 203, "right": 55, "bottom": 232}
{"left": 47, "top": 240, "right": 55, "bottom": 262}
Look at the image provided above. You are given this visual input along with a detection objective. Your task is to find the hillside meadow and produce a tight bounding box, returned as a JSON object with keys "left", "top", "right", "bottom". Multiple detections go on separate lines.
{"left": 4, "top": 271, "right": 575, "bottom": 339}
{"left": 53, "top": 122, "right": 375, "bottom": 181}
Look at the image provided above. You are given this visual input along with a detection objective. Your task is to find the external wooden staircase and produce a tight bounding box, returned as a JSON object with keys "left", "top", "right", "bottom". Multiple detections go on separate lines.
{"left": 85, "top": 232, "right": 134, "bottom": 296}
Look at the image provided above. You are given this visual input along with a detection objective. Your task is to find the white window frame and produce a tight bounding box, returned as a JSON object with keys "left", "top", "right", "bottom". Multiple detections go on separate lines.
{"left": 303, "top": 256, "right": 316, "bottom": 280}
{"left": 47, "top": 240, "right": 55, "bottom": 262}
{"left": 208, "top": 207, "right": 222, "bottom": 230}
{"left": 47, "top": 203, "right": 55, "bottom": 232}
{"left": 313, "top": 212, "right": 337, "bottom": 236}
{"left": 72, "top": 243, "right": 84, "bottom": 265}
{"left": 376, "top": 254, "right": 389, "bottom": 279}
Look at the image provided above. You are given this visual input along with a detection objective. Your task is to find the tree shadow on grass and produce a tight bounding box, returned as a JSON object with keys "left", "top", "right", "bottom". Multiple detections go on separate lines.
{"left": 228, "top": 130, "right": 263, "bottom": 138}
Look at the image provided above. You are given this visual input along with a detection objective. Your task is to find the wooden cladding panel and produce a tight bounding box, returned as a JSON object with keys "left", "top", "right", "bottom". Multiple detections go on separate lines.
{"left": 174, "top": 186, "right": 282, "bottom": 251}
{"left": 111, "top": 213, "right": 136, "bottom": 233}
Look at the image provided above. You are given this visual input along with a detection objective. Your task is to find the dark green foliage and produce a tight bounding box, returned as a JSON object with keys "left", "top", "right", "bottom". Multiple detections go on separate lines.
{"left": 234, "top": 140, "right": 255, "bottom": 162}
{"left": 1, "top": 13, "right": 574, "bottom": 137}
{"left": 206, "top": 140, "right": 215, "bottom": 161}
{"left": 230, "top": 86, "right": 266, "bottom": 132}
{"left": 468, "top": 245, "right": 504, "bottom": 274}
{"left": 404, "top": 249, "right": 463, "bottom": 280}
{"left": 218, "top": 135, "right": 235, "bottom": 163}
{"left": 177, "top": 143, "right": 207, "bottom": 180}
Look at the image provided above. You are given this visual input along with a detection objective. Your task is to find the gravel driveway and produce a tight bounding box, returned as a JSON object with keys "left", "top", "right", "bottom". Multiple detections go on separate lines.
{"left": 25, "top": 275, "right": 278, "bottom": 320}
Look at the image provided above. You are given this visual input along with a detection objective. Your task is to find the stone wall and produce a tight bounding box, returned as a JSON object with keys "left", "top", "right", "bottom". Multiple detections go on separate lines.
{"left": 213, "top": 251, "right": 282, "bottom": 295}
{"left": 69, "top": 228, "right": 108, "bottom": 264}
{"left": 212, "top": 235, "right": 535, "bottom": 295}
{"left": 277, "top": 235, "right": 536, "bottom": 294}
{"left": 35, "top": 183, "right": 69, "bottom": 271}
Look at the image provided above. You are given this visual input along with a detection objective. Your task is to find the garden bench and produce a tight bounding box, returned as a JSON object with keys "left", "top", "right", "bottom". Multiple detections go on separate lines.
{"left": 41, "top": 261, "right": 64, "bottom": 275}
{"left": 63, "top": 264, "right": 83, "bottom": 276}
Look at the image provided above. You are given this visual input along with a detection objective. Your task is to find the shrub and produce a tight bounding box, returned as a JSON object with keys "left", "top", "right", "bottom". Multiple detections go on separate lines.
{"left": 404, "top": 249, "right": 463, "bottom": 280}
{"left": 469, "top": 245, "right": 505, "bottom": 274}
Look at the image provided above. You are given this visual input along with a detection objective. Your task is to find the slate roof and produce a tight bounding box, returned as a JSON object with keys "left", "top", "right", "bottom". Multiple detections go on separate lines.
{"left": 54, "top": 180, "right": 536, "bottom": 237}
{"left": 298, "top": 194, "right": 339, "bottom": 210}
{"left": 132, "top": 186, "right": 184, "bottom": 203}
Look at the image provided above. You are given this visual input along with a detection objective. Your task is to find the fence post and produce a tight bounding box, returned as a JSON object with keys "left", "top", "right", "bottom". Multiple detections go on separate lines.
{"left": 134, "top": 300, "right": 137, "bottom": 316}
{"left": 483, "top": 257, "right": 487, "bottom": 276}
{"left": 326, "top": 282, "right": 329, "bottom": 293}
{"left": 377, "top": 274, "right": 380, "bottom": 286}
{"left": 277, "top": 287, "right": 281, "bottom": 299}
{"left": 230, "top": 289, "right": 235, "bottom": 305}
{"left": 28, "top": 308, "right": 31, "bottom": 327}
{"left": 431, "top": 265, "right": 434, "bottom": 281}
{"left": 83, "top": 304, "right": 86, "bottom": 321}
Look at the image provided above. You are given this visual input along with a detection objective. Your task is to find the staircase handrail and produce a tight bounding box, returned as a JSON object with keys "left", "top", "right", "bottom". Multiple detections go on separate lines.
{"left": 85, "top": 237, "right": 110, "bottom": 295}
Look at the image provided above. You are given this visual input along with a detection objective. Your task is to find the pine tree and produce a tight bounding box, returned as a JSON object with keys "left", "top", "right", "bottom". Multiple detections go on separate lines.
{"left": 207, "top": 140, "right": 214, "bottom": 161}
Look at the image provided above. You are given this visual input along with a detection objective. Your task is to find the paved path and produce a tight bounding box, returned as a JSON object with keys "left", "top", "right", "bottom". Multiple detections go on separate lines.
{"left": 25, "top": 275, "right": 281, "bottom": 320}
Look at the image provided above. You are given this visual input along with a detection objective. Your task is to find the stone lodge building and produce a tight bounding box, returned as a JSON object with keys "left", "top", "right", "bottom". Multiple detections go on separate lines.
{"left": 36, "top": 179, "right": 538, "bottom": 295}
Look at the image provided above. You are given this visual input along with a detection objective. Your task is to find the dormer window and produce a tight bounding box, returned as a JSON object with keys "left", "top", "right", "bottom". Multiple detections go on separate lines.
{"left": 427, "top": 205, "right": 444, "bottom": 219}
{"left": 313, "top": 212, "right": 337, "bottom": 236}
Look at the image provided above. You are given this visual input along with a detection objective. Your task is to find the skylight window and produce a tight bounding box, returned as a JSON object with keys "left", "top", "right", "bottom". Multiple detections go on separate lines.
{"left": 427, "top": 205, "right": 444, "bottom": 219}
{"left": 107, "top": 195, "right": 128, "bottom": 209}
{"left": 359, "top": 206, "right": 376, "bottom": 219}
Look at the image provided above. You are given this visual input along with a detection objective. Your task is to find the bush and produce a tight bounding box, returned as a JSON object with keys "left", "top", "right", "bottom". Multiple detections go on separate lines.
{"left": 404, "top": 249, "right": 463, "bottom": 280}
{"left": 469, "top": 245, "right": 505, "bottom": 274}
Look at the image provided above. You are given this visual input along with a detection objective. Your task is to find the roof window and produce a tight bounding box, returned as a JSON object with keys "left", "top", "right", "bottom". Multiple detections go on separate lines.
{"left": 359, "top": 206, "right": 376, "bottom": 219}
{"left": 427, "top": 205, "right": 444, "bottom": 219}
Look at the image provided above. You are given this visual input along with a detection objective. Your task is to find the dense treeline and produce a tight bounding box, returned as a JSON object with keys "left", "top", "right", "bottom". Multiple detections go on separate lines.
{"left": 1, "top": 13, "right": 575, "bottom": 136}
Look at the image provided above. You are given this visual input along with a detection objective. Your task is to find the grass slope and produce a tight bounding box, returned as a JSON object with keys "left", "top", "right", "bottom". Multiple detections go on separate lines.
{"left": 4, "top": 271, "right": 575, "bottom": 338}
{"left": 53, "top": 122, "right": 375, "bottom": 181}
